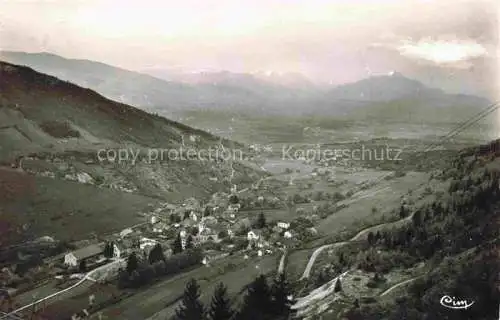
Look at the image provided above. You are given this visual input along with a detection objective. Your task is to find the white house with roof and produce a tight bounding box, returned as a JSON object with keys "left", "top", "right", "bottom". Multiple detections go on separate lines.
{"left": 227, "top": 203, "right": 240, "bottom": 214}
{"left": 64, "top": 244, "right": 104, "bottom": 267}
{"left": 189, "top": 212, "right": 198, "bottom": 222}
{"left": 139, "top": 237, "right": 158, "bottom": 250}
{"left": 112, "top": 243, "right": 122, "bottom": 258}
{"left": 277, "top": 222, "right": 290, "bottom": 229}
{"left": 247, "top": 230, "right": 261, "bottom": 241}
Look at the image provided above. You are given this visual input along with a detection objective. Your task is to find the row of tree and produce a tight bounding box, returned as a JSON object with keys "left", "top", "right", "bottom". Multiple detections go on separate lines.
{"left": 119, "top": 247, "right": 202, "bottom": 289}
{"left": 175, "top": 273, "right": 293, "bottom": 320}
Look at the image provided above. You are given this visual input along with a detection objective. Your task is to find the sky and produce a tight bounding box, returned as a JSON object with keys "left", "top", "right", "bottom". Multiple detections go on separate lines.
{"left": 0, "top": 0, "right": 498, "bottom": 97}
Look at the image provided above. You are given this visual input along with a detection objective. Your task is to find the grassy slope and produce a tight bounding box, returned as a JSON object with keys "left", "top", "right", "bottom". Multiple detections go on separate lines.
{"left": 0, "top": 167, "right": 159, "bottom": 242}
{"left": 0, "top": 61, "right": 262, "bottom": 242}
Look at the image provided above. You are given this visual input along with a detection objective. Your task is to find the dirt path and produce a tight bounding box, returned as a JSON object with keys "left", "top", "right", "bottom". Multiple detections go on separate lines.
{"left": 1, "top": 259, "right": 124, "bottom": 319}
{"left": 292, "top": 271, "right": 349, "bottom": 313}
{"left": 278, "top": 251, "right": 287, "bottom": 274}
{"left": 300, "top": 242, "right": 347, "bottom": 279}
{"left": 379, "top": 276, "right": 422, "bottom": 297}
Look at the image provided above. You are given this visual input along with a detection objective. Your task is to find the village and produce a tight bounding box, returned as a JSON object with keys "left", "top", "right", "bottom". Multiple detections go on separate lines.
{"left": 0, "top": 145, "right": 387, "bottom": 320}
{"left": 0, "top": 173, "right": 326, "bottom": 319}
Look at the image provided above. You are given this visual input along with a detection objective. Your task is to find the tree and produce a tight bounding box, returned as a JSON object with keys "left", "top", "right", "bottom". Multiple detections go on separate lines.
{"left": 148, "top": 243, "right": 165, "bottom": 264}
{"left": 175, "top": 278, "right": 205, "bottom": 320}
{"left": 353, "top": 298, "right": 360, "bottom": 308}
{"left": 104, "top": 242, "right": 114, "bottom": 258}
{"left": 315, "top": 270, "right": 327, "bottom": 287}
{"left": 173, "top": 233, "right": 183, "bottom": 254}
{"left": 126, "top": 252, "right": 139, "bottom": 274}
{"left": 399, "top": 205, "right": 407, "bottom": 219}
{"left": 238, "top": 275, "right": 273, "bottom": 319}
{"left": 191, "top": 226, "right": 199, "bottom": 236}
{"left": 79, "top": 260, "right": 87, "bottom": 272}
{"left": 218, "top": 230, "right": 228, "bottom": 239}
{"left": 334, "top": 278, "right": 342, "bottom": 292}
{"left": 170, "top": 214, "right": 181, "bottom": 223}
{"left": 256, "top": 212, "right": 266, "bottom": 229}
{"left": 229, "top": 194, "right": 239, "bottom": 204}
{"left": 367, "top": 232, "right": 375, "bottom": 245}
{"left": 186, "top": 235, "right": 194, "bottom": 250}
{"left": 204, "top": 206, "right": 212, "bottom": 217}
{"left": 271, "top": 273, "right": 292, "bottom": 318}
{"left": 208, "top": 282, "right": 233, "bottom": 320}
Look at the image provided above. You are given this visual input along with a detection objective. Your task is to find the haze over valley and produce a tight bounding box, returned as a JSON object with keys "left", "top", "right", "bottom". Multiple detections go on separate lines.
{"left": 0, "top": 1, "right": 498, "bottom": 320}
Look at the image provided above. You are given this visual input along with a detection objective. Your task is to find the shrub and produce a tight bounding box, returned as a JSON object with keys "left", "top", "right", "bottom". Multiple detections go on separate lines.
{"left": 39, "top": 121, "right": 80, "bottom": 138}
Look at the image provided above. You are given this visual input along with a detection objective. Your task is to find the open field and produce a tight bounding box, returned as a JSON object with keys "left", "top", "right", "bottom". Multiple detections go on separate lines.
{"left": 94, "top": 253, "right": 280, "bottom": 320}
{"left": 0, "top": 167, "right": 160, "bottom": 241}
{"left": 315, "top": 171, "right": 428, "bottom": 234}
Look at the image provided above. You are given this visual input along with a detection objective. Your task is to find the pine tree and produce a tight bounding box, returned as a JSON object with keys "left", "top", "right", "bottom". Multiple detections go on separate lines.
{"left": 208, "top": 283, "right": 233, "bottom": 320}
{"left": 103, "top": 242, "right": 113, "bottom": 258}
{"left": 126, "top": 252, "right": 139, "bottom": 274}
{"left": 186, "top": 235, "right": 194, "bottom": 249}
{"left": 204, "top": 206, "right": 212, "bottom": 217}
{"left": 367, "top": 232, "right": 374, "bottom": 245}
{"left": 256, "top": 212, "right": 266, "bottom": 229}
{"left": 399, "top": 205, "right": 406, "bottom": 219}
{"left": 334, "top": 278, "right": 342, "bottom": 292}
{"left": 148, "top": 243, "right": 165, "bottom": 264}
{"left": 271, "top": 273, "right": 292, "bottom": 318}
{"left": 338, "top": 252, "right": 346, "bottom": 266}
{"left": 175, "top": 279, "right": 205, "bottom": 320}
{"left": 79, "top": 260, "right": 87, "bottom": 272}
{"left": 238, "top": 275, "right": 273, "bottom": 320}
{"left": 173, "top": 233, "right": 183, "bottom": 254}
{"left": 229, "top": 194, "right": 239, "bottom": 204}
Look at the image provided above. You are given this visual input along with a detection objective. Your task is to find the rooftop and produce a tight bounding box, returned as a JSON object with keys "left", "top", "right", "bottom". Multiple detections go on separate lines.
{"left": 69, "top": 243, "right": 104, "bottom": 260}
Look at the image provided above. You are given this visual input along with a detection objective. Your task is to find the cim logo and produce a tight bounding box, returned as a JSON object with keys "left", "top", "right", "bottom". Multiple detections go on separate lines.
{"left": 440, "top": 295, "right": 475, "bottom": 310}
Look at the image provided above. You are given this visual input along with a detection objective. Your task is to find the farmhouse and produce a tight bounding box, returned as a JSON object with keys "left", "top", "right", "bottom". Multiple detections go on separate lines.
{"left": 277, "top": 222, "right": 290, "bottom": 229}
{"left": 139, "top": 237, "right": 158, "bottom": 250}
{"left": 247, "top": 230, "right": 261, "bottom": 241}
{"left": 64, "top": 244, "right": 103, "bottom": 267}
{"left": 112, "top": 243, "right": 123, "bottom": 258}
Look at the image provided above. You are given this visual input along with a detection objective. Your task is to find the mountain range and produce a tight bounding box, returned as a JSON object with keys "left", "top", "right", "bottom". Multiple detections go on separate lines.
{"left": 0, "top": 51, "right": 492, "bottom": 125}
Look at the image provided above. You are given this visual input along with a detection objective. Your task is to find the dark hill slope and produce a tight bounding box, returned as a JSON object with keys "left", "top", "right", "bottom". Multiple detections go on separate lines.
{"left": 0, "top": 61, "right": 262, "bottom": 243}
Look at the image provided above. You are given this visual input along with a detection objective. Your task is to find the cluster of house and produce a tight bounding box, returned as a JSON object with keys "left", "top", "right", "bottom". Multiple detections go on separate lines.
{"left": 61, "top": 191, "right": 297, "bottom": 271}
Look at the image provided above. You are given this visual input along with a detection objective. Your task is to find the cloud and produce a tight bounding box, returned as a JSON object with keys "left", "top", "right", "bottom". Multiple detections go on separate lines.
{"left": 370, "top": 36, "right": 491, "bottom": 69}
{"left": 397, "top": 38, "right": 489, "bottom": 64}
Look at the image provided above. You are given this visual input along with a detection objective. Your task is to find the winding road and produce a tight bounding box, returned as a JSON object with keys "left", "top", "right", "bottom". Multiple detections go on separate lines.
{"left": 278, "top": 249, "right": 287, "bottom": 274}
{"left": 379, "top": 276, "right": 422, "bottom": 297}
{"left": 299, "top": 242, "right": 347, "bottom": 280}
{"left": 292, "top": 271, "right": 349, "bottom": 313}
{"left": 299, "top": 185, "right": 409, "bottom": 279}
